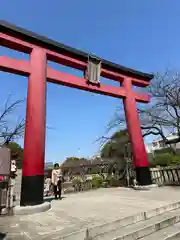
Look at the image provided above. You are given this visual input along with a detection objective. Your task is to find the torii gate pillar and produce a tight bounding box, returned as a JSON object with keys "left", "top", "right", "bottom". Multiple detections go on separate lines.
{"left": 122, "top": 79, "right": 151, "bottom": 185}
{"left": 20, "top": 48, "right": 47, "bottom": 206}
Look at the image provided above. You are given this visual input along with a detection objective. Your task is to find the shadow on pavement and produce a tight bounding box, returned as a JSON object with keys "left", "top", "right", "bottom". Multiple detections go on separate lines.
{"left": 44, "top": 196, "right": 66, "bottom": 202}
{"left": 0, "top": 232, "right": 6, "bottom": 240}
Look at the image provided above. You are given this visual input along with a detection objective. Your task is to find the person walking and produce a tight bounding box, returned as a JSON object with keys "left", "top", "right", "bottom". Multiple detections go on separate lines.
{"left": 51, "top": 163, "right": 63, "bottom": 200}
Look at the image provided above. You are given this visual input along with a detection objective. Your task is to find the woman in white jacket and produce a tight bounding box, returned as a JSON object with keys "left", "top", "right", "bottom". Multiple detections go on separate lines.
{"left": 51, "top": 163, "right": 63, "bottom": 199}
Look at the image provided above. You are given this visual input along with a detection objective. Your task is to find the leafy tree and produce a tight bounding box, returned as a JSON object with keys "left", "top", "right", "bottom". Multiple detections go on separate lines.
{"left": 154, "top": 147, "right": 175, "bottom": 155}
{"left": 6, "top": 141, "right": 24, "bottom": 169}
{"left": 147, "top": 153, "right": 154, "bottom": 164}
{"left": 62, "top": 156, "right": 90, "bottom": 168}
{"left": 64, "top": 157, "right": 89, "bottom": 164}
{"left": 151, "top": 153, "right": 180, "bottom": 167}
{"left": 100, "top": 129, "right": 129, "bottom": 158}
{"left": 100, "top": 129, "right": 129, "bottom": 176}
{"left": 65, "top": 157, "right": 81, "bottom": 162}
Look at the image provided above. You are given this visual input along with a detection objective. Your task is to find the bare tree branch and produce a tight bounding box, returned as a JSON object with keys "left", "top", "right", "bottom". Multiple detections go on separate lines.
{"left": 0, "top": 95, "right": 25, "bottom": 146}
{"left": 105, "top": 70, "right": 180, "bottom": 143}
{"left": 2, "top": 118, "right": 25, "bottom": 145}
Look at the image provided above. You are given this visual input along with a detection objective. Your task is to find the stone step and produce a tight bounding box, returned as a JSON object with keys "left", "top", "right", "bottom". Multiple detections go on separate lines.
{"left": 135, "top": 222, "right": 180, "bottom": 240}
{"left": 87, "top": 202, "right": 180, "bottom": 240}
{"left": 41, "top": 201, "right": 180, "bottom": 240}
{"left": 167, "top": 237, "right": 180, "bottom": 240}
{"left": 92, "top": 209, "right": 180, "bottom": 240}
{"left": 167, "top": 235, "right": 180, "bottom": 240}
{"left": 93, "top": 208, "right": 180, "bottom": 240}
{"left": 165, "top": 230, "right": 180, "bottom": 240}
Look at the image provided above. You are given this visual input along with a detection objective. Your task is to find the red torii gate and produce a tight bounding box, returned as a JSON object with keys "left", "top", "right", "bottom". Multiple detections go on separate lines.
{"left": 0, "top": 21, "right": 154, "bottom": 207}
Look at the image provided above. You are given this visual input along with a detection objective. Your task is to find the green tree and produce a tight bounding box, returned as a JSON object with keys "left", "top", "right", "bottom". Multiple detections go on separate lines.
{"left": 100, "top": 129, "right": 129, "bottom": 159}
{"left": 150, "top": 153, "right": 180, "bottom": 167}
{"left": 64, "top": 157, "right": 89, "bottom": 163}
{"left": 100, "top": 129, "right": 129, "bottom": 175}
{"left": 6, "top": 142, "right": 24, "bottom": 169}
{"left": 65, "top": 157, "right": 81, "bottom": 162}
{"left": 150, "top": 147, "right": 180, "bottom": 167}
{"left": 62, "top": 157, "right": 90, "bottom": 168}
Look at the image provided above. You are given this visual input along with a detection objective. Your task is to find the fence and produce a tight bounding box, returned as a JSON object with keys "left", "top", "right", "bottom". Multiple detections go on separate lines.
{"left": 150, "top": 166, "right": 180, "bottom": 186}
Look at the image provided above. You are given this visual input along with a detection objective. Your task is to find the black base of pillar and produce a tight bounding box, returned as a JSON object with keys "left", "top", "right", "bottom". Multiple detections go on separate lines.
{"left": 135, "top": 167, "right": 152, "bottom": 186}
{"left": 20, "top": 175, "right": 44, "bottom": 206}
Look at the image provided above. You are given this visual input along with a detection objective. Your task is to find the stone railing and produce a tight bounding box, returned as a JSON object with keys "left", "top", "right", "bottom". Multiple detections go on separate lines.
{"left": 150, "top": 166, "right": 180, "bottom": 186}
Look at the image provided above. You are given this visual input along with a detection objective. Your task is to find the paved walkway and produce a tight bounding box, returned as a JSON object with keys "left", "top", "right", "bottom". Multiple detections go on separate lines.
{"left": 1, "top": 186, "right": 180, "bottom": 239}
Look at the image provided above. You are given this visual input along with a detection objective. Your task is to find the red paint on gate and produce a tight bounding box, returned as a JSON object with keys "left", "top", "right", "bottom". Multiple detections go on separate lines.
{"left": 0, "top": 21, "right": 153, "bottom": 178}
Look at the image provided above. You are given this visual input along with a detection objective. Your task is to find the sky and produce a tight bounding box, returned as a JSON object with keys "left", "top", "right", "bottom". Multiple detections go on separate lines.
{"left": 1, "top": 0, "right": 180, "bottom": 163}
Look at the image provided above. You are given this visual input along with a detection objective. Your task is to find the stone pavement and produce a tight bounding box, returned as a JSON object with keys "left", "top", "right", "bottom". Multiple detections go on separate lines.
{"left": 1, "top": 186, "right": 180, "bottom": 239}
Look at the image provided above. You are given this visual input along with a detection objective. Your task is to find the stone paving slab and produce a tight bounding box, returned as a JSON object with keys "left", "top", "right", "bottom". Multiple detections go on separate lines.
{"left": 1, "top": 186, "right": 180, "bottom": 239}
